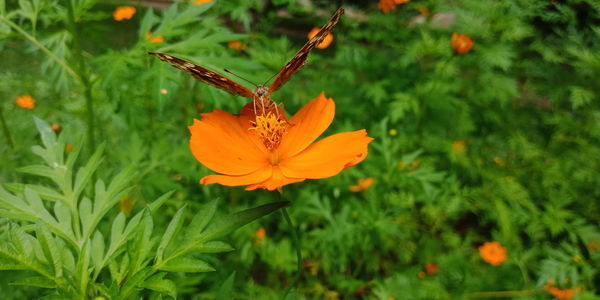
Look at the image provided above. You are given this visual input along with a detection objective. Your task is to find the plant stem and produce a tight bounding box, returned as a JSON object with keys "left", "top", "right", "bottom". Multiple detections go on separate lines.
{"left": 281, "top": 205, "right": 302, "bottom": 298}
{"left": 464, "top": 289, "right": 537, "bottom": 298}
{"left": 65, "top": 0, "right": 96, "bottom": 159}
{"left": 0, "top": 15, "right": 81, "bottom": 83}
{"left": 0, "top": 105, "right": 14, "bottom": 149}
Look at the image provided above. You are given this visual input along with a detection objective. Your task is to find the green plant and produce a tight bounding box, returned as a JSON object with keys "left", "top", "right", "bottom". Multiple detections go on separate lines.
{"left": 0, "top": 118, "right": 287, "bottom": 299}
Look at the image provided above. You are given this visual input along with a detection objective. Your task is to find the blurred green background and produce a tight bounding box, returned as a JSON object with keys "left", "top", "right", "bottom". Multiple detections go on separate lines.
{"left": 1, "top": 0, "right": 600, "bottom": 299}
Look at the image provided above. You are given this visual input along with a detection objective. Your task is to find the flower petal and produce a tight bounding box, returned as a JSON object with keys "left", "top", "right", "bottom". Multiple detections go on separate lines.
{"left": 200, "top": 166, "right": 273, "bottom": 186}
{"left": 189, "top": 109, "right": 268, "bottom": 175}
{"left": 278, "top": 92, "right": 335, "bottom": 158}
{"left": 279, "top": 129, "right": 373, "bottom": 179}
{"left": 245, "top": 166, "right": 305, "bottom": 191}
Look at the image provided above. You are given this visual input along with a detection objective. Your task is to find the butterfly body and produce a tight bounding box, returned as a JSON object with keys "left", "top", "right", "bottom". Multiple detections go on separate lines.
{"left": 149, "top": 8, "right": 344, "bottom": 116}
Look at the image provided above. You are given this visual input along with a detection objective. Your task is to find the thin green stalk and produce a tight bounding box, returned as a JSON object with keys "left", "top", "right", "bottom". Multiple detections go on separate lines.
{"left": 0, "top": 105, "right": 14, "bottom": 149}
{"left": 464, "top": 289, "right": 537, "bottom": 298}
{"left": 281, "top": 204, "right": 302, "bottom": 298}
{"left": 0, "top": 15, "right": 80, "bottom": 83}
{"left": 65, "top": 0, "right": 95, "bottom": 159}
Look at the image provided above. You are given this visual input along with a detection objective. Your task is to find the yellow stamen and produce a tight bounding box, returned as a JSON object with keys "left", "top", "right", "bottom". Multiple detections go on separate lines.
{"left": 249, "top": 112, "right": 288, "bottom": 151}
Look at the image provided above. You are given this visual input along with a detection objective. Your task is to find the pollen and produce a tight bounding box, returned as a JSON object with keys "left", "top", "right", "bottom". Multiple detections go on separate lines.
{"left": 249, "top": 112, "right": 288, "bottom": 151}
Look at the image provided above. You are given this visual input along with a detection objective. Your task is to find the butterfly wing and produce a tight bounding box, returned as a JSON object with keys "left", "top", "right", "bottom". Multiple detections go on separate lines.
{"left": 148, "top": 52, "right": 254, "bottom": 98}
{"left": 268, "top": 7, "right": 345, "bottom": 94}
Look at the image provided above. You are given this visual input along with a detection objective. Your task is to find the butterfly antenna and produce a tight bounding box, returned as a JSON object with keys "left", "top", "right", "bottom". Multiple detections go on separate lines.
{"left": 223, "top": 69, "right": 258, "bottom": 87}
{"left": 263, "top": 71, "right": 279, "bottom": 86}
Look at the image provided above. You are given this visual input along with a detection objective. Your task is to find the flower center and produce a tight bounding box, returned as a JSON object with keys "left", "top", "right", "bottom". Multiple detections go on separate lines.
{"left": 249, "top": 112, "right": 288, "bottom": 152}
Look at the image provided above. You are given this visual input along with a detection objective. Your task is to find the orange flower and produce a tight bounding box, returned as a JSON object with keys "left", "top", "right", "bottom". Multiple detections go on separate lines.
{"left": 65, "top": 144, "right": 75, "bottom": 153}
{"left": 15, "top": 95, "right": 35, "bottom": 109}
{"left": 349, "top": 178, "right": 375, "bottom": 192}
{"left": 113, "top": 6, "right": 136, "bottom": 21}
{"left": 189, "top": 92, "right": 373, "bottom": 191}
{"left": 378, "top": 0, "right": 410, "bottom": 14}
{"left": 544, "top": 283, "right": 581, "bottom": 300}
{"left": 145, "top": 32, "right": 164, "bottom": 43}
{"left": 451, "top": 140, "right": 466, "bottom": 154}
{"left": 424, "top": 261, "right": 439, "bottom": 275}
{"left": 51, "top": 123, "right": 62, "bottom": 133}
{"left": 228, "top": 40, "right": 247, "bottom": 50}
{"left": 479, "top": 241, "right": 507, "bottom": 266}
{"left": 255, "top": 228, "right": 266, "bottom": 239}
{"left": 194, "top": 0, "right": 213, "bottom": 4}
{"left": 451, "top": 33, "right": 474, "bottom": 54}
{"left": 307, "top": 27, "right": 334, "bottom": 49}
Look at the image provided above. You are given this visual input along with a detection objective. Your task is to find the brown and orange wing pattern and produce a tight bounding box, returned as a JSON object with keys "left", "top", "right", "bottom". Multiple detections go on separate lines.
{"left": 148, "top": 52, "right": 254, "bottom": 98}
{"left": 268, "top": 7, "right": 345, "bottom": 94}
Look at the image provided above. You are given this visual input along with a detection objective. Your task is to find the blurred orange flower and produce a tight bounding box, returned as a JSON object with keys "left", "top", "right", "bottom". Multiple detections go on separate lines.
{"left": 15, "top": 95, "right": 35, "bottom": 109}
{"left": 349, "top": 178, "right": 375, "bottom": 192}
{"left": 451, "top": 140, "right": 466, "bottom": 154}
{"left": 120, "top": 196, "right": 135, "bottom": 216}
{"left": 378, "top": 0, "right": 410, "bottom": 14}
{"left": 416, "top": 6, "right": 430, "bottom": 16}
{"left": 451, "top": 33, "right": 474, "bottom": 54}
{"left": 194, "top": 0, "right": 213, "bottom": 4}
{"left": 65, "top": 144, "right": 75, "bottom": 153}
{"left": 307, "top": 27, "right": 334, "bottom": 49}
{"left": 51, "top": 123, "right": 62, "bottom": 133}
{"left": 479, "top": 241, "right": 507, "bottom": 266}
{"left": 228, "top": 40, "right": 247, "bottom": 50}
{"left": 113, "top": 6, "right": 136, "bottom": 21}
{"left": 424, "top": 261, "right": 439, "bottom": 275}
{"left": 145, "top": 32, "right": 164, "bottom": 43}
{"left": 544, "top": 283, "right": 581, "bottom": 300}
{"left": 189, "top": 92, "right": 373, "bottom": 191}
{"left": 255, "top": 228, "right": 266, "bottom": 239}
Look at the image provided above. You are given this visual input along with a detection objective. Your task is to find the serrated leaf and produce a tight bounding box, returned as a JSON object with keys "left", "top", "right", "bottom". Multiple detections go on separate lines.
{"left": 10, "top": 276, "right": 55, "bottom": 288}
{"left": 200, "top": 201, "right": 289, "bottom": 242}
{"left": 73, "top": 143, "right": 105, "bottom": 200}
{"left": 192, "top": 241, "right": 234, "bottom": 253}
{"left": 141, "top": 273, "right": 176, "bottom": 298}
{"left": 36, "top": 224, "right": 63, "bottom": 278}
{"left": 156, "top": 206, "right": 186, "bottom": 262}
{"left": 158, "top": 257, "right": 214, "bottom": 273}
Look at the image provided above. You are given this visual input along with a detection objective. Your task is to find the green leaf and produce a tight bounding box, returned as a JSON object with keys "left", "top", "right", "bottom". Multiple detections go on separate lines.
{"left": 17, "top": 165, "right": 55, "bottom": 180}
{"left": 141, "top": 273, "right": 176, "bottom": 298}
{"left": 156, "top": 206, "right": 186, "bottom": 262}
{"left": 33, "top": 117, "right": 56, "bottom": 151}
{"left": 186, "top": 199, "right": 217, "bottom": 240}
{"left": 199, "top": 201, "right": 289, "bottom": 242}
{"left": 10, "top": 276, "right": 55, "bottom": 288}
{"left": 91, "top": 231, "right": 104, "bottom": 270}
{"left": 73, "top": 143, "right": 105, "bottom": 200}
{"left": 158, "top": 257, "right": 215, "bottom": 273}
{"left": 216, "top": 271, "right": 236, "bottom": 300}
{"left": 36, "top": 224, "right": 63, "bottom": 278}
{"left": 191, "top": 241, "right": 234, "bottom": 253}
{"left": 570, "top": 86, "right": 594, "bottom": 109}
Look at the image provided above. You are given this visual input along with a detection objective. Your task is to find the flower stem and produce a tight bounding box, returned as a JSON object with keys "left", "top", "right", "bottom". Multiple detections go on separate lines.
{"left": 0, "top": 105, "right": 14, "bottom": 149}
{"left": 281, "top": 206, "right": 302, "bottom": 298}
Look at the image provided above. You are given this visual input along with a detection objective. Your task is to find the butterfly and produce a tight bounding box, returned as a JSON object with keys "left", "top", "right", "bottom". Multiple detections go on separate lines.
{"left": 148, "top": 7, "right": 344, "bottom": 115}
